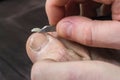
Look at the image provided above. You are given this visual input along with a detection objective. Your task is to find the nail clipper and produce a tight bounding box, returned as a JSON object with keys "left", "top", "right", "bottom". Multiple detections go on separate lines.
{"left": 31, "top": 25, "right": 56, "bottom": 33}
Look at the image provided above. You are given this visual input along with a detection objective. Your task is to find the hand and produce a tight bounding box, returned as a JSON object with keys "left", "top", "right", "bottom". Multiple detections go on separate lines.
{"left": 26, "top": 33, "right": 120, "bottom": 80}
{"left": 46, "top": 0, "right": 120, "bottom": 49}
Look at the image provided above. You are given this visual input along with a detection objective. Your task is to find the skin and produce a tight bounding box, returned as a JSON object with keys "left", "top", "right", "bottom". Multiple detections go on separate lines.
{"left": 46, "top": 0, "right": 120, "bottom": 49}
{"left": 26, "top": 32, "right": 120, "bottom": 80}
{"left": 26, "top": 0, "right": 120, "bottom": 80}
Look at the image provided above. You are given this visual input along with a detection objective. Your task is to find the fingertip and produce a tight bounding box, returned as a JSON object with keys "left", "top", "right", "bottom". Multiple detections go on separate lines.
{"left": 56, "top": 16, "right": 92, "bottom": 44}
{"left": 45, "top": 0, "right": 67, "bottom": 25}
{"left": 57, "top": 19, "right": 74, "bottom": 39}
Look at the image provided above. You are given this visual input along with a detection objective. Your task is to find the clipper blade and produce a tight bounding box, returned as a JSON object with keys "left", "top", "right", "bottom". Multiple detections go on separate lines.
{"left": 31, "top": 25, "right": 56, "bottom": 33}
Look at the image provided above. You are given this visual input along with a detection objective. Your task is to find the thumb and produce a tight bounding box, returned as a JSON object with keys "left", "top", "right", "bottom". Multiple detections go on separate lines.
{"left": 56, "top": 16, "right": 120, "bottom": 49}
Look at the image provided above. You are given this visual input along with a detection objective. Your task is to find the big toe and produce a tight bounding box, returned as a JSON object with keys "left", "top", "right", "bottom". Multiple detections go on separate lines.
{"left": 26, "top": 32, "right": 90, "bottom": 63}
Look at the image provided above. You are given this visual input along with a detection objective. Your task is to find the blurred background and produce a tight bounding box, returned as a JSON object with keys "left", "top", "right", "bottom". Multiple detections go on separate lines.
{"left": 0, "top": 0, "right": 48, "bottom": 80}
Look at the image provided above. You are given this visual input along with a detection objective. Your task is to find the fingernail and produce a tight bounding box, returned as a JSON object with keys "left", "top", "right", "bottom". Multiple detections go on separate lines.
{"left": 29, "top": 33, "right": 48, "bottom": 51}
{"left": 58, "top": 21, "right": 73, "bottom": 37}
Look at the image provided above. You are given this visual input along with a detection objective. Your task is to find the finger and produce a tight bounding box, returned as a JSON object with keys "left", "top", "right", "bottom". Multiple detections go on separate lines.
{"left": 46, "top": 0, "right": 84, "bottom": 25}
{"left": 93, "top": 0, "right": 120, "bottom": 21}
{"left": 112, "top": 0, "right": 120, "bottom": 20}
{"left": 31, "top": 61, "right": 120, "bottom": 80}
{"left": 46, "top": 0, "right": 68, "bottom": 25}
{"left": 57, "top": 16, "right": 120, "bottom": 49}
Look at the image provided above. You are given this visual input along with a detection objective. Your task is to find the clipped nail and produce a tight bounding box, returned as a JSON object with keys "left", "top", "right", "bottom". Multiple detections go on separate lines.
{"left": 29, "top": 33, "right": 48, "bottom": 52}
{"left": 57, "top": 21, "right": 73, "bottom": 38}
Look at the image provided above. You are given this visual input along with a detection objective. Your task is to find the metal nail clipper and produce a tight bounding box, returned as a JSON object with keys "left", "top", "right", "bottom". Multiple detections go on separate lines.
{"left": 31, "top": 25, "right": 56, "bottom": 33}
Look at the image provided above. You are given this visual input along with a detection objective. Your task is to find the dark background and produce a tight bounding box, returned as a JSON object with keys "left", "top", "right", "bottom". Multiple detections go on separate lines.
{"left": 0, "top": 0, "right": 48, "bottom": 80}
